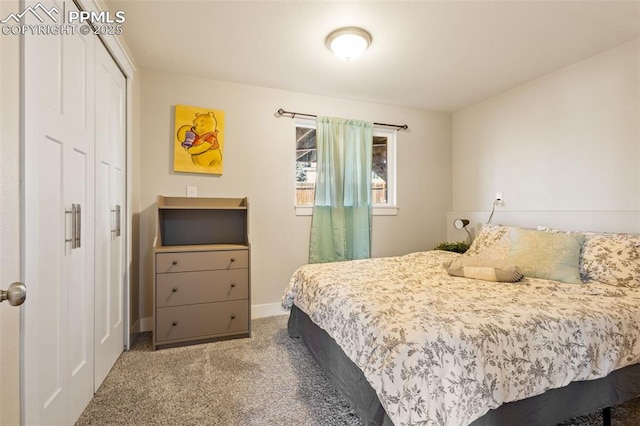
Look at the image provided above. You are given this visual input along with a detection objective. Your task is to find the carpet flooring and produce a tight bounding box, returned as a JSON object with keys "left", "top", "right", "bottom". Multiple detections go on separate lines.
{"left": 77, "top": 315, "right": 640, "bottom": 425}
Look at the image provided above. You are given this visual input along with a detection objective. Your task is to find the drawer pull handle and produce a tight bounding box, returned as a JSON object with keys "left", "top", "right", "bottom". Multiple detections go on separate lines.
{"left": 172, "top": 321, "right": 178, "bottom": 327}
{"left": 230, "top": 283, "right": 236, "bottom": 288}
{"left": 230, "top": 258, "right": 235, "bottom": 262}
{"left": 172, "top": 288, "right": 178, "bottom": 293}
{"left": 171, "top": 260, "right": 178, "bottom": 266}
{"left": 230, "top": 315, "right": 236, "bottom": 320}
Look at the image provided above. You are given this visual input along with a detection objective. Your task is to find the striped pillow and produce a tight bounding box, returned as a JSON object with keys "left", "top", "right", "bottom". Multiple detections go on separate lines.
{"left": 443, "top": 257, "right": 524, "bottom": 282}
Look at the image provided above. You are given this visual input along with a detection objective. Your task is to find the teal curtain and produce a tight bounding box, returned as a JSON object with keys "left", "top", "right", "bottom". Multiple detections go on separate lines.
{"left": 309, "top": 116, "right": 373, "bottom": 263}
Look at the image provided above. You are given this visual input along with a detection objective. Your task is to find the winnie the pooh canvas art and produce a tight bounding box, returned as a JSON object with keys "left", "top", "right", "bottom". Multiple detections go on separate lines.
{"left": 174, "top": 105, "right": 224, "bottom": 174}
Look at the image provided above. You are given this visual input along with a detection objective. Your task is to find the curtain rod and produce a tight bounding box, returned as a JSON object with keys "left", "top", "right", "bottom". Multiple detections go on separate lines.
{"left": 275, "top": 108, "right": 409, "bottom": 131}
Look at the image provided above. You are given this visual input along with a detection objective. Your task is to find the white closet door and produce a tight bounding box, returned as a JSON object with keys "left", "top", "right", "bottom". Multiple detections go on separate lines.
{"left": 94, "top": 41, "right": 126, "bottom": 389}
{"left": 23, "top": 0, "right": 95, "bottom": 424}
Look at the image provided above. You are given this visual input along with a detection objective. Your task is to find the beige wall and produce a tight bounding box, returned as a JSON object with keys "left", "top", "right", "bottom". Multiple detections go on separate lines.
{"left": 0, "top": 0, "right": 23, "bottom": 422}
{"left": 449, "top": 39, "right": 640, "bottom": 238}
{"left": 137, "top": 69, "right": 452, "bottom": 321}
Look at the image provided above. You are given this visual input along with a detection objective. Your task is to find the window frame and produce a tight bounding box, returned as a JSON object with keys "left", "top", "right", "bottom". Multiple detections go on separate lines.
{"left": 294, "top": 120, "right": 398, "bottom": 216}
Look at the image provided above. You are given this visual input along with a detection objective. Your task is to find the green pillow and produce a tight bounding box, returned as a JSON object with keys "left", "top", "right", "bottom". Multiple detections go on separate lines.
{"left": 507, "top": 228, "right": 585, "bottom": 284}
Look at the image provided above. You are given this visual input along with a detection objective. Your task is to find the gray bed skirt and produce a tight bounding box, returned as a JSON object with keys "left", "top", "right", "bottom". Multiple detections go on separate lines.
{"left": 288, "top": 304, "right": 640, "bottom": 426}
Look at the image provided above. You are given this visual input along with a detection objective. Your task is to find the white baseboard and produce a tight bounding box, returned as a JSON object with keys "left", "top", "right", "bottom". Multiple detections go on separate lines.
{"left": 252, "top": 302, "right": 288, "bottom": 319}
{"left": 136, "top": 303, "right": 287, "bottom": 334}
{"left": 130, "top": 318, "right": 141, "bottom": 334}
{"left": 139, "top": 316, "right": 154, "bottom": 333}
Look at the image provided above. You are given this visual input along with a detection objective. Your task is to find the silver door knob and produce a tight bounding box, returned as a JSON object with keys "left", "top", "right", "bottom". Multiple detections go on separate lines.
{"left": 0, "top": 282, "right": 26, "bottom": 306}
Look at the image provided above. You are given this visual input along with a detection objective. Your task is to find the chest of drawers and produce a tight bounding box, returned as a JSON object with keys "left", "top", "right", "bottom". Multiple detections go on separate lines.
{"left": 153, "top": 196, "right": 250, "bottom": 349}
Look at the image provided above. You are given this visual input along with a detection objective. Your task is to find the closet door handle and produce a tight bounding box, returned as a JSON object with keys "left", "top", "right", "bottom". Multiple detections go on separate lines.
{"left": 110, "top": 205, "right": 121, "bottom": 237}
{"left": 65, "top": 204, "right": 80, "bottom": 249}
{"left": 115, "top": 204, "right": 121, "bottom": 237}
{"left": 74, "top": 204, "right": 81, "bottom": 248}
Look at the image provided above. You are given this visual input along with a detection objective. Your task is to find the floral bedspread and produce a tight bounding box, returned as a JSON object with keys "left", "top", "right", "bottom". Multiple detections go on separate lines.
{"left": 281, "top": 250, "right": 640, "bottom": 426}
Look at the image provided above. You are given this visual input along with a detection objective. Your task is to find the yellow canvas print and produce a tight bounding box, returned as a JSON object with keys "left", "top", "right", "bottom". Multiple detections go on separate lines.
{"left": 174, "top": 104, "right": 224, "bottom": 175}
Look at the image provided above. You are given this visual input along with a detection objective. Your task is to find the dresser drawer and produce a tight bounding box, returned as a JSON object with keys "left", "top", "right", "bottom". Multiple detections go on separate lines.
{"left": 155, "top": 300, "right": 248, "bottom": 343}
{"left": 156, "top": 269, "right": 248, "bottom": 307}
{"left": 156, "top": 249, "right": 248, "bottom": 273}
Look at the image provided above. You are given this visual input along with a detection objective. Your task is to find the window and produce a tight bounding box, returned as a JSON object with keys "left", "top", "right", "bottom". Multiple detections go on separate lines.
{"left": 295, "top": 122, "right": 397, "bottom": 215}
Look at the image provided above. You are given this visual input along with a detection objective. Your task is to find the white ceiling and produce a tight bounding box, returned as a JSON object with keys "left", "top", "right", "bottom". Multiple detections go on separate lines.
{"left": 104, "top": 1, "right": 640, "bottom": 112}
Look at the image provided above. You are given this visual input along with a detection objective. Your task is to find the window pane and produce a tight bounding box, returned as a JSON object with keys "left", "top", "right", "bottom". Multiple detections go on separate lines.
{"left": 296, "top": 126, "right": 316, "bottom": 206}
{"left": 372, "top": 136, "right": 388, "bottom": 204}
{"left": 295, "top": 126, "right": 392, "bottom": 207}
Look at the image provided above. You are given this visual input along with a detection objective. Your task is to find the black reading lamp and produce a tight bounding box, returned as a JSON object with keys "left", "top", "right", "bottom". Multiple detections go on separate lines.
{"left": 453, "top": 218, "right": 471, "bottom": 241}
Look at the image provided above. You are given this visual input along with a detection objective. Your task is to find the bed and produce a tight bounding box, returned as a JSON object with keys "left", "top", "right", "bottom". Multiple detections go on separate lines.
{"left": 281, "top": 225, "right": 640, "bottom": 425}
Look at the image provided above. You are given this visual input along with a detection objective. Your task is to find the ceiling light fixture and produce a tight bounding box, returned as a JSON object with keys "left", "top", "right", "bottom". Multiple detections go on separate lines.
{"left": 325, "top": 27, "right": 372, "bottom": 62}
